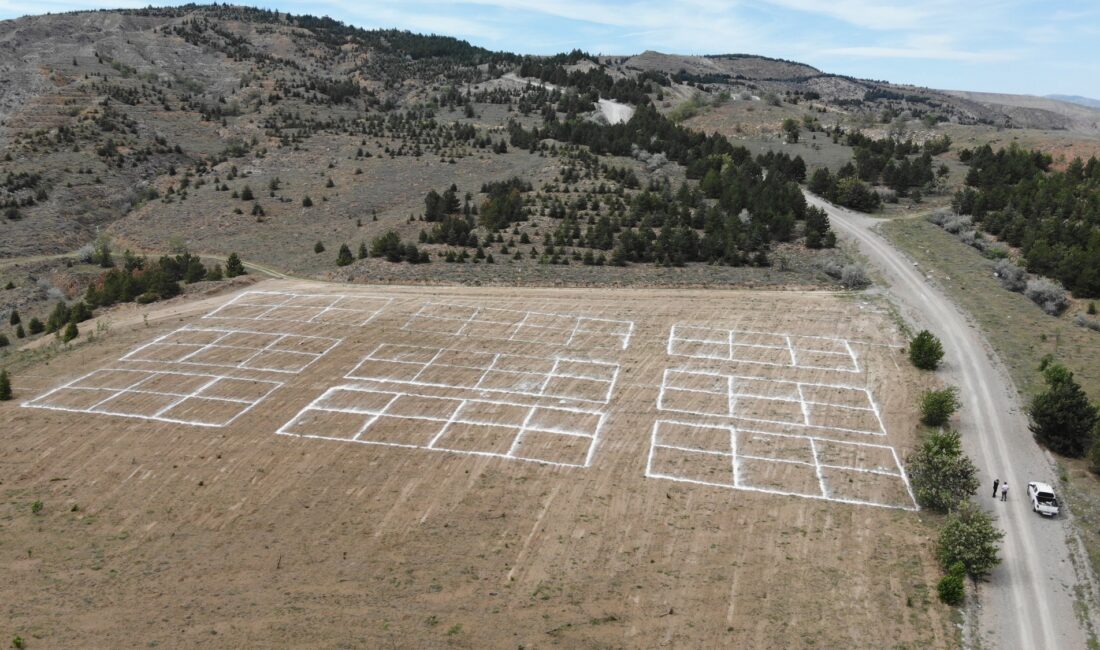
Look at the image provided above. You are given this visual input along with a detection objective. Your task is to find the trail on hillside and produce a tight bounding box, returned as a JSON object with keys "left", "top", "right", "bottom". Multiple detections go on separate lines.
{"left": 807, "top": 192, "right": 1095, "bottom": 649}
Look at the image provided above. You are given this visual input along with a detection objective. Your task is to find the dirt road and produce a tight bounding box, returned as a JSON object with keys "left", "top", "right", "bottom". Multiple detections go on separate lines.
{"left": 807, "top": 193, "right": 1095, "bottom": 649}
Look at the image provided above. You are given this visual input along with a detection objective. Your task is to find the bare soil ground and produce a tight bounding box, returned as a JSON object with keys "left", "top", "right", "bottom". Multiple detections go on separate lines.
{"left": 1, "top": 279, "right": 955, "bottom": 648}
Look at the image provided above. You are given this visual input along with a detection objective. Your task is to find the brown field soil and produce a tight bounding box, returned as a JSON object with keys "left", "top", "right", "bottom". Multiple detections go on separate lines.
{"left": 2, "top": 280, "right": 955, "bottom": 648}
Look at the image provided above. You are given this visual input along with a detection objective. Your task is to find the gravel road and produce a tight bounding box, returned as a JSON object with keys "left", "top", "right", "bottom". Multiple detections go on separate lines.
{"left": 808, "top": 192, "right": 1095, "bottom": 649}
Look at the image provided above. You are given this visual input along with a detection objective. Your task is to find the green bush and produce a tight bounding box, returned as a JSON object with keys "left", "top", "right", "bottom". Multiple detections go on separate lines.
{"left": 336, "top": 244, "right": 353, "bottom": 267}
{"left": 907, "top": 429, "right": 979, "bottom": 512}
{"left": 1029, "top": 360, "right": 1098, "bottom": 457}
{"left": 62, "top": 321, "right": 79, "bottom": 343}
{"left": 937, "top": 562, "right": 966, "bottom": 606}
{"left": 909, "top": 330, "right": 945, "bottom": 370}
{"left": 937, "top": 502, "right": 1003, "bottom": 577}
{"left": 920, "top": 387, "right": 961, "bottom": 427}
{"left": 0, "top": 369, "right": 12, "bottom": 401}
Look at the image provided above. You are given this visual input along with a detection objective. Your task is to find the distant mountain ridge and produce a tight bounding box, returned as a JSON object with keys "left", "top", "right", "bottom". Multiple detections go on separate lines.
{"left": 1047, "top": 94, "right": 1100, "bottom": 110}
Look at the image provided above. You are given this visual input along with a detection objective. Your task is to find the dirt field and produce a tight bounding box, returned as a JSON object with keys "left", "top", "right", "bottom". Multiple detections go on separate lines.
{"left": 1, "top": 280, "right": 955, "bottom": 648}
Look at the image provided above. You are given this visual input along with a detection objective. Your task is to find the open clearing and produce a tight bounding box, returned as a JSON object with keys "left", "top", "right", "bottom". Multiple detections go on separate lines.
{"left": 1, "top": 280, "right": 954, "bottom": 648}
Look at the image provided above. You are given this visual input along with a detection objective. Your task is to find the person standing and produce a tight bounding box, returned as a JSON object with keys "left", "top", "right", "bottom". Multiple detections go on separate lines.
{"left": 1001, "top": 482, "right": 1009, "bottom": 501}
{"left": 992, "top": 478, "right": 1000, "bottom": 498}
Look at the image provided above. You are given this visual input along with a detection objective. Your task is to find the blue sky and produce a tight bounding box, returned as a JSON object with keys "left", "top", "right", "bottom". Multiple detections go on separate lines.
{"left": 3, "top": 1, "right": 1098, "bottom": 97}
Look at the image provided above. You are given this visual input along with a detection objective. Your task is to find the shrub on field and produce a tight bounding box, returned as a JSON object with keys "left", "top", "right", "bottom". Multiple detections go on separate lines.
{"left": 909, "top": 330, "right": 944, "bottom": 370}
{"left": 822, "top": 261, "right": 869, "bottom": 289}
{"left": 1024, "top": 278, "right": 1068, "bottom": 316}
{"left": 937, "top": 562, "right": 966, "bottom": 606}
{"left": 76, "top": 243, "right": 96, "bottom": 263}
{"left": 1029, "top": 359, "right": 1098, "bottom": 457}
{"left": 937, "top": 502, "right": 1003, "bottom": 578}
{"left": 942, "top": 215, "right": 973, "bottom": 234}
{"left": 0, "top": 369, "right": 11, "bottom": 400}
{"left": 927, "top": 209, "right": 953, "bottom": 227}
{"left": 1074, "top": 313, "right": 1100, "bottom": 333}
{"left": 994, "top": 259, "right": 1027, "bottom": 292}
{"left": 907, "top": 429, "right": 978, "bottom": 512}
{"left": 920, "top": 387, "right": 961, "bottom": 427}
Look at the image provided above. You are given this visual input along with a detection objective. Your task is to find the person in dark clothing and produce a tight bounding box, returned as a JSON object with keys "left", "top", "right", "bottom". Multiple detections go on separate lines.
{"left": 992, "top": 478, "right": 1000, "bottom": 498}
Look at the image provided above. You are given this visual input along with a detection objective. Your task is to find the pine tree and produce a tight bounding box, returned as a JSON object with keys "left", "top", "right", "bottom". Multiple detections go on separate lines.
{"left": 302, "top": 195, "right": 313, "bottom": 207}
{"left": 314, "top": 241, "right": 325, "bottom": 254}
{"left": 62, "top": 320, "right": 79, "bottom": 343}
{"left": 357, "top": 242, "right": 368, "bottom": 259}
{"left": 0, "top": 368, "right": 11, "bottom": 401}
{"left": 909, "top": 330, "right": 945, "bottom": 370}
{"left": 9, "top": 309, "right": 19, "bottom": 326}
{"left": 336, "top": 244, "right": 354, "bottom": 266}
{"left": 225, "top": 253, "right": 246, "bottom": 278}
{"left": 1029, "top": 361, "right": 1098, "bottom": 457}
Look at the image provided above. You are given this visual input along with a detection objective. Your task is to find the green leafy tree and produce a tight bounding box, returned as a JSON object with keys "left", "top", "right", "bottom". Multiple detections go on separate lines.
{"left": 920, "top": 387, "right": 961, "bottom": 427}
{"left": 1029, "top": 360, "right": 1098, "bottom": 457}
{"left": 909, "top": 330, "right": 945, "bottom": 370}
{"left": 336, "top": 244, "right": 354, "bottom": 266}
{"left": 225, "top": 253, "right": 246, "bottom": 278}
{"left": 936, "top": 502, "right": 1003, "bottom": 577}
{"left": 907, "top": 429, "right": 979, "bottom": 512}
{"left": 0, "top": 368, "right": 11, "bottom": 400}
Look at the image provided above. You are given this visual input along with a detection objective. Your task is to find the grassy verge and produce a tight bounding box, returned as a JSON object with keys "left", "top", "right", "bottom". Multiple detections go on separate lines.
{"left": 880, "top": 215, "right": 1100, "bottom": 608}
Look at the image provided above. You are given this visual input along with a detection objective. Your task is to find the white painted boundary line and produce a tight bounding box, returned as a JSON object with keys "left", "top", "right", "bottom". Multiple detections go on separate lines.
{"left": 668, "top": 324, "right": 861, "bottom": 373}
{"left": 645, "top": 419, "right": 917, "bottom": 511}
{"left": 345, "top": 343, "right": 621, "bottom": 403}
{"left": 204, "top": 290, "right": 393, "bottom": 326}
{"left": 277, "top": 385, "right": 607, "bottom": 468}
{"left": 403, "top": 302, "right": 635, "bottom": 350}
{"left": 121, "top": 325, "right": 343, "bottom": 374}
{"left": 21, "top": 368, "right": 283, "bottom": 428}
{"left": 657, "top": 368, "right": 887, "bottom": 437}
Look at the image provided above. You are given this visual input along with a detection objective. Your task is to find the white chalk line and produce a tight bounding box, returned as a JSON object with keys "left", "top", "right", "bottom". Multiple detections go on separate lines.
{"left": 22, "top": 368, "right": 283, "bottom": 428}
{"left": 646, "top": 419, "right": 917, "bottom": 511}
{"left": 668, "top": 324, "right": 861, "bottom": 373}
{"left": 347, "top": 343, "right": 620, "bottom": 403}
{"left": 276, "top": 385, "right": 606, "bottom": 468}
{"left": 658, "top": 368, "right": 886, "bottom": 436}
{"left": 121, "top": 325, "right": 343, "bottom": 374}
{"left": 204, "top": 290, "right": 393, "bottom": 326}
{"left": 403, "top": 302, "right": 635, "bottom": 350}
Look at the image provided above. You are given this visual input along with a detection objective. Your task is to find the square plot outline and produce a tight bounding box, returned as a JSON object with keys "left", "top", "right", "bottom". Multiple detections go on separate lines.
{"left": 277, "top": 385, "right": 607, "bottom": 468}
{"left": 657, "top": 368, "right": 886, "bottom": 437}
{"left": 402, "top": 302, "right": 635, "bottom": 351}
{"left": 345, "top": 343, "right": 620, "bottom": 403}
{"left": 668, "top": 324, "right": 861, "bottom": 373}
{"left": 21, "top": 368, "right": 283, "bottom": 428}
{"left": 645, "top": 419, "right": 917, "bottom": 511}
{"left": 203, "top": 290, "right": 393, "bottom": 326}
{"left": 120, "top": 325, "right": 343, "bottom": 374}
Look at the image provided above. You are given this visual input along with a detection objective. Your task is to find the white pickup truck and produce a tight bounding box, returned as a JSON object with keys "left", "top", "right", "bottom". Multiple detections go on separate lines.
{"left": 1027, "top": 481, "right": 1060, "bottom": 517}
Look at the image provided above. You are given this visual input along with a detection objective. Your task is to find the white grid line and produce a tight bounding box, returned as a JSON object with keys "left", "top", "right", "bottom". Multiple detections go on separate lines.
{"left": 404, "top": 302, "right": 635, "bottom": 351}
{"left": 22, "top": 368, "right": 283, "bottom": 428}
{"left": 668, "top": 325, "right": 861, "bottom": 373}
{"left": 645, "top": 419, "right": 917, "bottom": 511}
{"left": 346, "top": 344, "right": 620, "bottom": 404}
{"left": 658, "top": 368, "right": 886, "bottom": 436}
{"left": 204, "top": 290, "right": 393, "bottom": 326}
{"left": 120, "top": 325, "right": 343, "bottom": 374}
{"left": 277, "top": 385, "right": 607, "bottom": 468}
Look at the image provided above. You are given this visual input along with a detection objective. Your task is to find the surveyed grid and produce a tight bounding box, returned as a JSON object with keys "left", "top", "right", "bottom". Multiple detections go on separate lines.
{"left": 22, "top": 368, "right": 283, "bottom": 427}
{"left": 658, "top": 368, "right": 886, "bottom": 436}
{"left": 346, "top": 344, "right": 620, "bottom": 403}
{"left": 278, "top": 386, "right": 606, "bottom": 467}
{"left": 403, "top": 302, "right": 635, "bottom": 351}
{"left": 668, "top": 325, "right": 861, "bottom": 373}
{"left": 121, "top": 325, "right": 342, "bottom": 374}
{"left": 204, "top": 290, "right": 393, "bottom": 326}
{"left": 646, "top": 419, "right": 917, "bottom": 510}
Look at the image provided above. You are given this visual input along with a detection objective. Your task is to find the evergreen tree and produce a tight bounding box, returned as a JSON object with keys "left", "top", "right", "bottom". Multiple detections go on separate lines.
{"left": 336, "top": 244, "right": 354, "bottom": 266}
{"left": 357, "top": 242, "right": 368, "bottom": 259}
{"left": 9, "top": 309, "right": 19, "bottom": 326}
{"left": 62, "top": 320, "right": 78, "bottom": 343}
{"left": 0, "top": 368, "right": 11, "bottom": 401}
{"left": 0, "top": 333, "right": 8, "bottom": 347}
{"left": 920, "top": 387, "right": 961, "bottom": 427}
{"left": 28, "top": 317, "right": 44, "bottom": 335}
{"left": 225, "top": 253, "right": 246, "bottom": 277}
{"left": 1029, "top": 361, "right": 1098, "bottom": 457}
{"left": 314, "top": 241, "right": 325, "bottom": 254}
{"left": 909, "top": 330, "right": 945, "bottom": 370}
